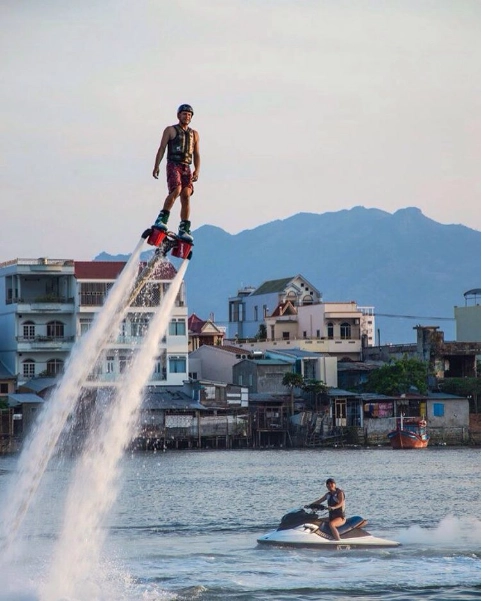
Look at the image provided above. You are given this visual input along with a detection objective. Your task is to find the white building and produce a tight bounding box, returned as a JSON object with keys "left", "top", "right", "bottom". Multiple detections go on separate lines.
{"left": 0, "top": 257, "right": 189, "bottom": 390}
{"left": 228, "top": 276, "right": 322, "bottom": 340}
{"left": 227, "top": 275, "right": 375, "bottom": 361}
{"left": 0, "top": 258, "right": 77, "bottom": 386}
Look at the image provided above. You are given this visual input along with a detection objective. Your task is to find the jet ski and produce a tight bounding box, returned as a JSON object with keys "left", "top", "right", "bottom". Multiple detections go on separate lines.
{"left": 257, "top": 505, "right": 400, "bottom": 550}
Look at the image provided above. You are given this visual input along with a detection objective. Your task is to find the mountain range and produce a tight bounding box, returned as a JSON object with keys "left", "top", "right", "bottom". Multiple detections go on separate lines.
{"left": 95, "top": 206, "right": 481, "bottom": 344}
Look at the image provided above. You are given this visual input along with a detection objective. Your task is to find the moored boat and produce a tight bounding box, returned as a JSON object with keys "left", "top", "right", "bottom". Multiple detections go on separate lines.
{"left": 388, "top": 414, "right": 429, "bottom": 449}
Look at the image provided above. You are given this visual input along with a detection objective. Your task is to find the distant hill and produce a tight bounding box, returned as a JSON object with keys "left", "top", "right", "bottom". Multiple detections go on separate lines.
{"left": 95, "top": 207, "right": 481, "bottom": 344}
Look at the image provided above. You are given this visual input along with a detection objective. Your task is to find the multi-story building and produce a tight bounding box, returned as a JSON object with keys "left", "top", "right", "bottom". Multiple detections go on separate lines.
{"left": 0, "top": 257, "right": 189, "bottom": 390}
{"left": 0, "top": 258, "right": 77, "bottom": 387}
{"left": 75, "top": 260, "right": 189, "bottom": 387}
{"left": 227, "top": 275, "right": 375, "bottom": 361}
{"left": 228, "top": 276, "right": 322, "bottom": 340}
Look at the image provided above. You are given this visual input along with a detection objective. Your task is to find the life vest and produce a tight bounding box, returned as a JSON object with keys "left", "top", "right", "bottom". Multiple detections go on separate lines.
{"left": 327, "top": 487, "right": 345, "bottom": 519}
{"left": 167, "top": 125, "right": 194, "bottom": 165}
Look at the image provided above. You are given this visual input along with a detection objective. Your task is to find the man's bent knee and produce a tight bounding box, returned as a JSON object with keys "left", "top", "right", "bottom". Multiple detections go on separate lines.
{"left": 168, "top": 186, "right": 182, "bottom": 200}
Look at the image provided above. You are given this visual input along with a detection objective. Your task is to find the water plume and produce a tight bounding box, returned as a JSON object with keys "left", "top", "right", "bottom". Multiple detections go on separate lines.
{"left": 42, "top": 260, "right": 189, "bottom": 601}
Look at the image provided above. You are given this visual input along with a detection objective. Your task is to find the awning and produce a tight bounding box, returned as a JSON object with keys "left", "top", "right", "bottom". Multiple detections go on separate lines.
{"left": 8, "top": 393, "right": 45, "bottom": 406}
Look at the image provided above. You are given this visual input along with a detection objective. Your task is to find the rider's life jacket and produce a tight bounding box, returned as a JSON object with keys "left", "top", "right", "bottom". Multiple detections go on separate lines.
{"left": 167, "top": 125, "right": 194, "bottom": 165}
{"left": 327, "top": 487, "right": 346, "bottom": 519}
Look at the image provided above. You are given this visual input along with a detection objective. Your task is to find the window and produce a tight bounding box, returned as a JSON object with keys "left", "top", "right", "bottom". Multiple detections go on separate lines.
{"left": 106, "top": 355, "right": 115, "bottom": 373}
{"left": 0, "top": 383, "right": 8, "bottom": 394}
{"left": 120, "top": 320, "right": 127, "bottom": 338}
{"left": 327, "top": 322, "right": 334, "bottom": 339}
{"left": 47, "top": 321, "right": 64, "bottom": 338}
{"left": 169, "top": 319, "right": 186, "bottom": 336}
{"left": 433, "top": 403, "right": 444, "bottom": 417}
{"left": 282, "top": 331, "right": 290, "bottom": 340}
{"left": 119, "top": 352, "right": 131, "bottom": 373}
{"left": 340, "top": 322, "right": 351, "bottom": 339}
{"left": 316, "top": 329, "right": 320, "bottom": 338}
{"left": 80, "top": 282, "right": 113, "bottom": 306}
{"left": 169, "top": 356, "right": 186, "bottom": 373}
{"left": 79, "top": 318, "right": 92, "bottom": 335}
{"left": 23, "top": 321, "right": 35, "bottom": 339}
{"left": 131, "top": 318, "right": 149, "bottom": 337}
{"left": 254, "top": 306, "right": 258, "bottom": 321}
{"left": 23, "top": 359, "right": 35, "bottom": 378}
{"left": 46, "top": 359, "right": 64, "bottom": 376}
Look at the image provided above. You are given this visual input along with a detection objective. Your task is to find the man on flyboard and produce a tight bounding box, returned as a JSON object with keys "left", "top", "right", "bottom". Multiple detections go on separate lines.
{"left": 152, "top": 104, "right": 200, "bottom": 243}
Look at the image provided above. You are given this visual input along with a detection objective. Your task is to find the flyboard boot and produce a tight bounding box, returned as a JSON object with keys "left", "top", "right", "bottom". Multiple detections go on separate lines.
{"left": 177, "top": 220, "right": 194, "bottom": 243}
{"left": 144, "top": 209, "right": 170, "bottom": 247}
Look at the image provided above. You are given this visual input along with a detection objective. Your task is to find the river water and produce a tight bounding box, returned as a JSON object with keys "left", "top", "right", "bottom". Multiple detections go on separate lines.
{"left": 0, "top": 447, "right": 479, "bottom": 600}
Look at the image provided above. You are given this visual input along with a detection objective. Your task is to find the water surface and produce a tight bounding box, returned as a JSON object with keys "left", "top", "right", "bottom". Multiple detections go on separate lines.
{"left": 0, "top": 447, "right": 479, "bottom": 600}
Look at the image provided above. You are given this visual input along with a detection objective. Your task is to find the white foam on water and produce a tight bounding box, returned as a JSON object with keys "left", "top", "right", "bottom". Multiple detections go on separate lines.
{"left": 395, "top": 515, "right": 481, "bottom": 547}
{"left": 42, "top": 260, "right": 189, "bottom": 601}
{"left": 0, "top": 239, "right": 146, "bottom": 561}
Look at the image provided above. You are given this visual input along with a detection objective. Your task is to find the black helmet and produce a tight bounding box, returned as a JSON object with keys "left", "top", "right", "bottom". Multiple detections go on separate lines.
{"left": 178, "top": 104, "right": 194, "bottom": 115}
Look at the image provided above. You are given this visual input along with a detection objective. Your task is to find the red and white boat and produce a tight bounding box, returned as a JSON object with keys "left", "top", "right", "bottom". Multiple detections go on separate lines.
{"left": 387, "top": 415, "right": 429, "bottom": 449}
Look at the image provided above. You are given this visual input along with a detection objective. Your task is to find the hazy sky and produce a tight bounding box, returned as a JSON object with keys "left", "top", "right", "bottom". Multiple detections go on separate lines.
{"left": 1, "top": 0, "right": 480, "bottom": 260}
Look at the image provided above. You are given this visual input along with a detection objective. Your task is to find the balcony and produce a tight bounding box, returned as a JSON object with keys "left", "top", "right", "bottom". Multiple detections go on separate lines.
{"left": 16, "top": 335, "right": 75, "bottom": 350}
{"left": 9, "top": 296, "right": 75, "bottom": 313}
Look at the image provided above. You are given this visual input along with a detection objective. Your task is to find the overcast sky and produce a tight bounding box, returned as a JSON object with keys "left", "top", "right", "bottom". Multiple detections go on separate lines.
{"left": 1, "top": 0, "right": 480, "bottom": 260}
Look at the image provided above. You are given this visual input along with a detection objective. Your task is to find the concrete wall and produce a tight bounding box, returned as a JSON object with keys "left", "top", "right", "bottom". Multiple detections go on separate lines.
{"left": 455, "top": 305, "right": 481, "bottom": 342}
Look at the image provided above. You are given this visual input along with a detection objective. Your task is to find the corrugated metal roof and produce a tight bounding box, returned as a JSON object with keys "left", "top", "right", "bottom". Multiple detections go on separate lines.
{"left": 20, "top": 378, "right": 58, "bottom": 393}
{"left": 8, "top": 393, "right": 45, "bottom": 406}
{"left": 142, "top": 390, "right": 207, "bottom": 411}
{"left": 428, "top": 391, "right": 467, "bottom": 400}
{"left": 327, "top": 388, "right": 359, "bottom": 397}
{"left": 358, "top": 392, "right": 396, "bottom": 401}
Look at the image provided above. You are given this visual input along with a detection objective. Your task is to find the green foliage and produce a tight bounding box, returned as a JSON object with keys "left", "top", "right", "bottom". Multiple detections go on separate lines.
{"left": 365, "top": 356, "right": 429, "bottom": 395}
{"left": 302, "top": 379, "right": 328, "bottom": 396}
{"left": 0, "top": 397, "right": 8, "bottom": 410}
{"left": 438, "top": 377, "right": 480, "bottom": 397}
{"left": 282, "top": 372, "right": 304, "bottom": 389}
{"left": 255, "top": 324, "right": 267, "bottom": 341}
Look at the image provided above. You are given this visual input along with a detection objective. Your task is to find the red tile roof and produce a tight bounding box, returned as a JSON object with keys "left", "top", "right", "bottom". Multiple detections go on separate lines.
{"left": 188, "top": 313, "right": 205, "bottom": 333}
{"left": 75, "top": 260, "right": 177, "bottom": 280}
{"left": 75, "top": 262, "right": 126, "bottom": 279}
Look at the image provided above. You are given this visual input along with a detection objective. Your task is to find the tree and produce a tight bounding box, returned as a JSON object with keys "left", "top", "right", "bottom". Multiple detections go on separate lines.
{"left": 282, "top": 372, "right": 304, "bottom": 415}
{"left": 365, "top": 356, "right": 429, "bottom": 395}
{"left": 256, "top": 324, "right": 267, "bottom": 341}
{"left": 302, "top": 379, "right": 328, "bottom": 409}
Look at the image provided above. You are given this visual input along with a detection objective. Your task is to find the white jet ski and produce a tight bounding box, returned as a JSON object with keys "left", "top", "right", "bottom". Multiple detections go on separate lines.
{"left": 257, "top": 505, "right": 400, "bottom": 550}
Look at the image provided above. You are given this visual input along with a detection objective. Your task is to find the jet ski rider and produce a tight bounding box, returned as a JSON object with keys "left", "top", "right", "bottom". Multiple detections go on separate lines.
{"left": 308, "top": 478, "right": 346, "bottom": 541}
